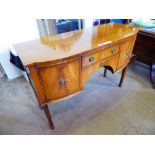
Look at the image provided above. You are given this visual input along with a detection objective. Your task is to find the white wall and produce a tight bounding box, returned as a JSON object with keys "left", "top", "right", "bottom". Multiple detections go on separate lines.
{"left": 0, "top": 47, "right": 22, "bottom": 80}
{"left": 0, "top": 19, "right": 93, "bottom": 80}
{"left": 0, "top": 19, "right": 39, "bottom": 80}
{"left": 84, "top": 19, "right": 94, "bottom": 28}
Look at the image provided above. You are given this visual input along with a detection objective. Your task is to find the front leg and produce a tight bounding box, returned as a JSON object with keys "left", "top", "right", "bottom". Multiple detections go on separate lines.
{"left": 150, "top": 64, "right": 155, "bottom": 89}
{"left": 41, "top": 103, "right": 55, "bottom": 129}
{"left": 119, "top": 66, "right": 128, "bottom": 87}
{"left": 103, "top": 68, "right": 107, "bottom": 77}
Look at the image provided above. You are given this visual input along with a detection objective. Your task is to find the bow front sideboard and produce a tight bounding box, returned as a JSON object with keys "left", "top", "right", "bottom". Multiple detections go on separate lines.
{"left": 13, "top": 23, "right": 139, "bottom": 129}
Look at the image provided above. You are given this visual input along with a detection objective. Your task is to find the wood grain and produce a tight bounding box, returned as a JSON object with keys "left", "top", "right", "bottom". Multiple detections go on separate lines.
{"left": 13, "top": 23, "right": 139, "bottom": 66}
{"left": 82, "top": 43, "right": 120, "bottom": 67}
{"left": 117, "top": 37, "right": 134, "bottom": 69}
{"left": 13, "top": 23, "right": 139, "bottom": 128}
{"left": 133, "top": 29, "right": 155, "bottom": 88}
{"left": 82, "top": 54, "right": 120, "bottom": 87}
{"left": 36, "top": 58, "right": 80, "bottom": 101}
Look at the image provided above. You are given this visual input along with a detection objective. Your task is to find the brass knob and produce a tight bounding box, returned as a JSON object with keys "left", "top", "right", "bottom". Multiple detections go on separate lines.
{"left": 60, "top": 80, "right": 65, "bottom": 86}
{"left": 89, "top": 57, "right": 94, "bottom": 62}
{"left": 126, "top": 52, "right": 129, "bottom": 56}
{"left": 111, "top": 48, "right": 115, "bottom": 53}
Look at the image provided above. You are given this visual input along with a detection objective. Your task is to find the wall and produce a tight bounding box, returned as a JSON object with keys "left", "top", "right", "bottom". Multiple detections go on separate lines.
{"left": 0, "top": 19, "right": 94, "bottom": 80}
{"left": 0, "top": 47, "right": 22, "bottom": 80}
{"left": 84, "top": 19, "right": 94, "bottom": 28}
{"left": 0, "top": 19, "right": 39, "bottom": 80}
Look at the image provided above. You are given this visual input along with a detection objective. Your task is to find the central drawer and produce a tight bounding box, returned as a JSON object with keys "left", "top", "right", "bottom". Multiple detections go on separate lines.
{"left": 82, "top": 43, "right": 120, "bottom": 67}
{"left": 37, "top": 58, "right": 80, "bottom": 101}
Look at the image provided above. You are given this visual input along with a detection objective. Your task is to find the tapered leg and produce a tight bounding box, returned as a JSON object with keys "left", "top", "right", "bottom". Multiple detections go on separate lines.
{"left": 103, "top": 68, "right": 107, "bottom": 77}
{"left": 150, "top": 64, "right": 155, "bottom": 89}
{"left": 26, "top": 69, "right": 44, "bottom": 109}
{"left": 42, "top": 104, "right": 55, "bottom": 129}
{"left": 119, "top": 66, "right": 128, "bottom": 87}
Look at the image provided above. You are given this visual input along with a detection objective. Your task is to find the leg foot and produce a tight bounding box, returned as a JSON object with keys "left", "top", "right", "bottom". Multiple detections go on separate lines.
{"left": 42, "top": 104, "right": 55, "bottom": 129}
{"left": 150, "top": 64, "right": 155, "bottom": 89}
{"left": 103, "top": 68, "right": 107, "bottom": 77}
{"left": 50, "top": 124, "right": 55, "bottom": 129}
{"left": 119, "top": 66, "right": 128, "bottom": 87}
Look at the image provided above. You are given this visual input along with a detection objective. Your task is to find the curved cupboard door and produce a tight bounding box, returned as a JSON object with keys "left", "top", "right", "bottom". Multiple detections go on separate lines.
{"left": 36, "top": 58, "right": 80, "bottom": 101}
{"left": 117, "top": 38, "right": 133, "bottom": 69}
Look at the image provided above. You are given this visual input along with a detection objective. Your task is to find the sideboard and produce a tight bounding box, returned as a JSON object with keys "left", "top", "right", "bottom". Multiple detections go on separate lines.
{"left": 13, "top": 23, "right": 139, "bottom": 129}
{"left": 133, "top": 29, "right": 155, "bottom": 88}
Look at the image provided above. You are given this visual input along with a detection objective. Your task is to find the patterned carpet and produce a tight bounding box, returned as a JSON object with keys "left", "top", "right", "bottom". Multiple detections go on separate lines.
{"left": 0, "top": 62, "right": 155, "bottom": 134}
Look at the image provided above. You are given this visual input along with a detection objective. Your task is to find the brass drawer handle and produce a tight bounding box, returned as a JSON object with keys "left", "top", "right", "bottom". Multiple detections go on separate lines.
{"left": 60, "top": 80, "right": 66, "bottom": 86}
{"left": 111, "top": 48, "right": 115, "bottom": 53}
{"left": 89, "top": 57, "right": 94, "bottom": 62}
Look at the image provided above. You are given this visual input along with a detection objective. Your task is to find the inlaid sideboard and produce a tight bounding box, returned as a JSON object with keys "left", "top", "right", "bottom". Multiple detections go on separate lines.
{"left": 13, "top": 23, "right": 139, "bottom": 129}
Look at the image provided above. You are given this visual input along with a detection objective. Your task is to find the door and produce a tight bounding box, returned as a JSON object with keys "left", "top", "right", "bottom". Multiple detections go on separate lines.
{"left": 117, "top": 38, "right": 133, "bottom": 69}
{"left": 36, "top": 58, "right": 80, "bottom": 101}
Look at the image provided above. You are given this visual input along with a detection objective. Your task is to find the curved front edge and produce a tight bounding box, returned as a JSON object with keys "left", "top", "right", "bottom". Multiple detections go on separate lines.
{"left": 34, "top": 57, "right": 81, "bottom": 103}
{"left": 81, "top": 54, "right": 119, "bottom": 88}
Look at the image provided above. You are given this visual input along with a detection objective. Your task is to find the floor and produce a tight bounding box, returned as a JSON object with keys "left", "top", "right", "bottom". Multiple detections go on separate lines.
{"left": 0, "top": 62, "right": 155, "bottom": 135}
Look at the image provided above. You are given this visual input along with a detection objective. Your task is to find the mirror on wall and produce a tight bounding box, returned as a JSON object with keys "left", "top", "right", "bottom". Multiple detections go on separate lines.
{"left": 36, "top": 19, "right": 131, "bottom": 38}
{"left": 36, "top": 19, "right": 84, "bottom": 38}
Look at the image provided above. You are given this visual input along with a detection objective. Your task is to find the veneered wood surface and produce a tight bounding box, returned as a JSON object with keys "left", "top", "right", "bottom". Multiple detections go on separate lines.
{"left": 36, "top": 58, "right": 80, "bottom": 101}
{"left": 13, "top": 23, "right": 139, "bottom": 104}
{"left": 117, "top": 38, "right": 133, "bottom": 69}
{"left": 13, "top": 23, "right": 139, "bottom": 66}
{"left": 82, "top": 54, "right": 120, "bottom": 87}
{"left": 12, "top": 23, "right": 139, "bottom": 128}
{"left": 82, "top": 43, "right": 120, "bottom": 67}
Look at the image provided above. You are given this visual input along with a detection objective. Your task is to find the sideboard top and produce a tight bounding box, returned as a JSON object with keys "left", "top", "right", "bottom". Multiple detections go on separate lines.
{"left": 13, "top": 22, "right": 139, "bottom": 66}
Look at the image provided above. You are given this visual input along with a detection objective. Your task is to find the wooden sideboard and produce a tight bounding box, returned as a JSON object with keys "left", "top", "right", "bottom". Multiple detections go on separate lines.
{"left": 13, "top": 23, "right": 139, "bottom": 129}
{"left": 133, "top": 29, "right": 155, "bottom": 88}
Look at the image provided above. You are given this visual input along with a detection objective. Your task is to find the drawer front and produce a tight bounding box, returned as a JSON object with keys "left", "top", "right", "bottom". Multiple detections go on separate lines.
{"left": 82, "top": 44, "right": 120, "bottom": 67}
{"left": 117, "top": 38, "right": 133, "bottom": 69}
{"left": 99, "top": 44, "right": 120, "bottom": 60}
{"left": 37, "top": 58, "right": 80, "bottom": 101}
{"left": 82, "top": 54, "right": 119, "bottom": 87}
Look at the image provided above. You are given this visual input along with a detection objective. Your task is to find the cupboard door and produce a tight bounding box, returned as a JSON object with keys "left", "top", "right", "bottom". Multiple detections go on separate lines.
{"left": 117, "top": 38, "right": 133, "bottom": 69}
{"left": 37, "top": 58, "right": 80, "bottom": 101}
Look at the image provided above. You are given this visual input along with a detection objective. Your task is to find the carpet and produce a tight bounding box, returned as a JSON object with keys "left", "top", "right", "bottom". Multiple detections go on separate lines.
{"left": 0, "top": 62, "right": 155, "bottom": 134}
